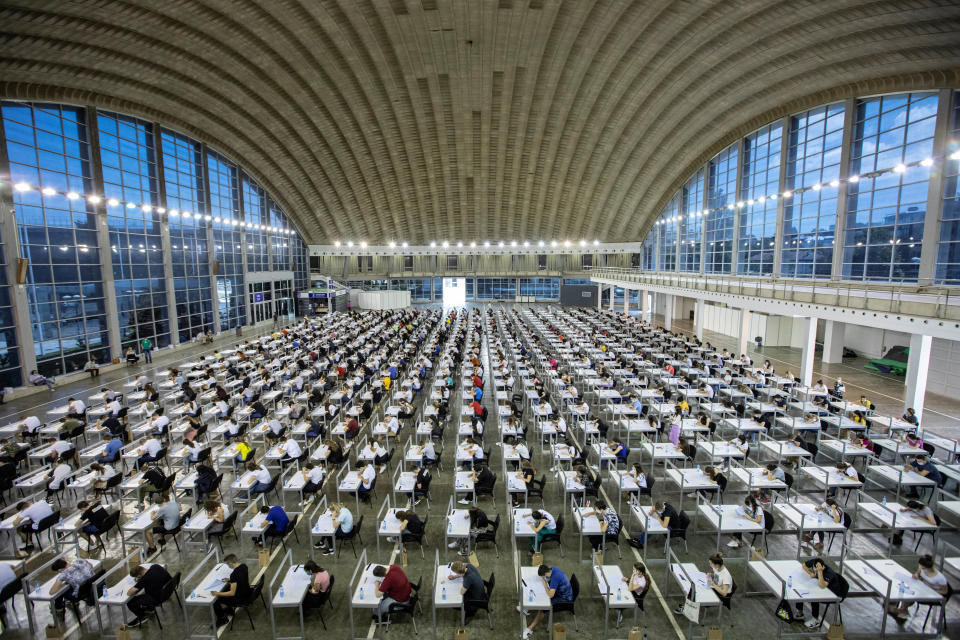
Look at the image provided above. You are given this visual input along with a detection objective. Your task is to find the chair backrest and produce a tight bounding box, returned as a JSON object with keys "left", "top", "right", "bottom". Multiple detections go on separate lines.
{"left": 101, "top": 510, "right": 121, "bottom": 533}
{"left": 842, "top": 512, "right": 852, "bottom": 530}
{"left": 490, "top": 514, "right": 501, "bottom": 533}
{"left": 555, "top": 513, "right": 565, "bottom": 535}
{"left": 674, "top": 510, "right": 691, "bottom": 534}
{"left": 762, "top": 509, "right": 775, "bottom": 533}
{"left": 485, "top": 572, "right": 495, "bottom": 600}
{"left": 783, "top": 472, "right": 794, "bottom": 489}
{"left": 346, "top": 515, "right": 364, "bottom": 540}
{"left": 105, "top": 473, "right": 123, "bottom": 489}
{"left": 569, "top": 574, "right": 580, "bottom": 602}
{"left": 834, "top": 574, "right": 850, "bottom": 600}
{"left": 246, "top": 575, "right": 265, "bottom": 606}
{"left": 37, "top": 510, "right": 61, "bottom": 532}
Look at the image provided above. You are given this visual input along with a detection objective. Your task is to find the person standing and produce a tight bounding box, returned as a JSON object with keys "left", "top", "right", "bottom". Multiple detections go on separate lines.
{"left": 140, "top": 336, "right": 153, "bottom": 363}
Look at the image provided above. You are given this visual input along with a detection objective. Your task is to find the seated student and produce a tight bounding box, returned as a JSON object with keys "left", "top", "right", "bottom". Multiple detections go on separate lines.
{"left": 416, "top": 439, "right": 437, "bottom": 466}
{"left": 301, "top": 462, "right": 325, "bottom": 500}
{"left": 194, "top": 462, "right": 219, "bottom": 503}
{"left": 324, "top": 439, "right": 345, "bottom": 466}
{"left": 528, "top": 509, "right": 558, "bottom": 552}
{"left": 624, "top": 561, "right": 649, "bottom": 602}
{"left": 517, "top": 564, "right": 573, "bottom": 639}
{"left": 134, "top": 436, "right": 163, "bottom": 470}
{"left": 13, "top": 499, "right": 55, "bottom": 557}
{"left": 136, "top": 465, "right": 167, "bottom": 506}
{"left": 604, "top": 438, "right": 628, "bottom": 468}
{"left": 244, "top": 461, "right": 273, "bottom": 500}
{"left": 302, "top": 560, "right": 332, "bottom": 610}
{"left": 890, "top": 500, "right": 938, "bottom": 547}
{"left": 828, "top": 461, "right": 860, "bottom": 496}
{"left": 448, "top": 560, "right": 486, "bottom": 624}
{"left": 144, "top": 491, "right": 180, "bottom": 554}
{"left": 343, "top": 417, "right": 361, "bottom": 440}
{"left": 205, "top": 499, "right": 230, "bottom": 536}
{"left": 98, "top": 436, "right": 124, "bottom": 463}
{"left": 886, "top": 554, "right": 949, "bottom": 624}
{"left": 223, "top": 417, "right": 242, "bottom": 439}
{"left": 759, "top": 462, "right": 786, "bottom": 503}
{"left": 182, "top": 438, "right": 204, "bottom": 464}
{"left": 210, "top": 554, "right": 250, "bottom": 628}
{"left": 29, "top": 369, "right": 56, "bottom": 391}
{"left": 625, "top": 462, "right": 648, "bottom": 495}
{"left": 583, "top": 499, "right": 621, "bottom": 552}
{"left": 49, "top": 557, "right": 95, "bottom": 614}
{"left": 905, "top": 454, "right": 942, "bottom": 497}
{"left": 372, "top": 562, "right": 412, "bottom": 623}
{"left": 726, "top": 495, "right": 764, "bottom": 549}
{"left": 255, "top": 503, "right": 290, "bottom": 547}
{"left": 468, "top": 462, "right": 496, "bottom": 504}
{"left": 45, "top": 437, "right": 73, "bottom": 464}
{"left": 629, "top": 500, "right": 679, "bottom": 548}
{"left": 76, "top": 499, "right": 111, "bottom": 548}
{"left": 47, "top": 459, "right": 72, "bottom": 496}
{"left": 793, "top": 557, "right": 845, "bottom": 629}
{"left": 698, "top": 466, "right": 727, "bottom": 500}
{"left": 356, "top": 462, "right": 377, "bottom": 503}
{"left": 276, "top": 434, "right": 303, "bottom": 466}
{"left": 369, "top": 435, "right": 389, "bottom": 469}
{"left": 313, "top": 502, "right": 353, "bottom": 556}
{"left": 412, "top": 462, "right": 432, "bottom": 506}
{"left": 386, "top": 509, "right": 424, "bottom": 545}
{"left": 125, "top": 563, "right": 174, "bottom": 626}
{"left": 799, "top": 497, "right": 843, "bottom": 553}
{"left": 148, "top": 411, "right": 170, "bottom": 437}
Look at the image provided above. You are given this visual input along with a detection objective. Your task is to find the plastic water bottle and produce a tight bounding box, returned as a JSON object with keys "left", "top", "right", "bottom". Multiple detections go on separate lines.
{"left": 818, "top": 512, "right": 823, "bottom": 526}
{"left": 279, "top": 584, "right": 285, "bottom": 599}
{"left": 881, "top": 495, "right": 887, "bottom": 507}
{"left": 696, "top": 464, "right": 701, "bottom": 474}
{"left": 516, "top": 520, "right": 520, "bottom": 533}
{"left": 448, "top": 520, "right": 452, "bottom": 533}
{"left": 528, "top": 588, "right": 534, "bottom": 603}
{"left": 441, "top": 586, "right": 446, "bottom": 601}
{"left": 101, "top": 583, "right": 108, "bottom": 598}
{"left": 898, "top": 582, "right": 905, "bottom": 598}
{"left": 33, "top": 580, "right": 40, "bottom": 594}
{"left": 185, "top": 515, "right": 190, "bottom": 527}
{"left": 787, "top": 575, "right": 792, "bottom": 590}
{"left": 359, "top": 587, "right": 364, "bottom": 600}
{"left": 190, "top": 587, "right": 196, "bottom": 599}
{"left": 616, "top": 586, "right": 622, "bottom": 601}
{"left": 381, "top": 521, "right": 386, "bottom": 531}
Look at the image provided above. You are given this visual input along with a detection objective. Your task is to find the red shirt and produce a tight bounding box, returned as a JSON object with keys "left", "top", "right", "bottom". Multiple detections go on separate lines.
{"left": 472, "top": 375, "right": 482, "bottom": 388}
{"left": 346, "top": 418, "right": 360, "bottom": 437}
{"left": 379, "top": 564, "right": 411, "bottom": 602}
{"left": 471, "top": 400, "right": 483, "bottom": 416}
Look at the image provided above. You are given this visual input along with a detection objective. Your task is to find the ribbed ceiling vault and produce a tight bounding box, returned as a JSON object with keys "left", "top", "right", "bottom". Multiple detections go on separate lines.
{"left": 2, "top": 0, "right": 960, "bottom": 244}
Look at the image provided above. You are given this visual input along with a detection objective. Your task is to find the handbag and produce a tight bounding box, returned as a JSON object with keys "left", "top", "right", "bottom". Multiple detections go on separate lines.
{"left": 775, "top": 598, "right": 798, "bottom": 623}
{"left": 681, "top": 585, "right": 700, "bottom": 623}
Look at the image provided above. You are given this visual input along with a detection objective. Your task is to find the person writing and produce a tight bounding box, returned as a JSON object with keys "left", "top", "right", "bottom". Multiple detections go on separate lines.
{"left": 125, "top": 563, "right": 173, "bottom": 626}
{"left": 302, "top": 560, "right": 332, "bottom": 610}
{"left": 210, "top": 554, "right": 250, "bottom": 628}
{"left": 448, "top": 560, "right": 486, "bottom": 625}
{"left": 794, "top": 557, "right": 843, "bottom": 629}
{"left": 372, "top": 563, "right": 412, "bottom": 623}
{"left": 517, "top": 564, "right": 573, "bottom": 639}
{"left": 886, "top": 554, "right": 948, "bottom": 624}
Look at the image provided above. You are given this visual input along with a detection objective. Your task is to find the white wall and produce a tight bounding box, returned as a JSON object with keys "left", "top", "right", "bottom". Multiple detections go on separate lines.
{"left": 928, "top": 338, "right": 960, "bottom": 398}
{"left": 842, "top": 326, "right": 910, "bottom": 359}
{"left": 357, "top": 290, "right": 411, "bottom": 310}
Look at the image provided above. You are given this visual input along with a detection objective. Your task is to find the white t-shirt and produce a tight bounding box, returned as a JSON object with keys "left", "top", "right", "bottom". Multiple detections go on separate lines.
{"left": 0, "top": 562, "right": 16, "bottom": 590}
{"left": 283, "top": 440, "right": 302, "bottom": 458}
{"left": 21, "top": 501, "right": 54, "bottom": 529}
{"left": 23, "top": 416, "right": 41, "bottom": 431}
{"left": 226, "top": 420, "right": 240, "bottom": 435}
{"left": 307, "top": 467, "right": 324, "bottom": 484}
{"left": 143, "top": 438, "right": 162, "bottom": 457}
{"left": 919, "top": 569, "right": 948, "bottom": 592}
{"left": 516, "top": 443, "right": 530, "bottom": 460}
{"left": 713, "top": 566, "right": 733, "bottom": 591}
{"left": 49, "top": 463, "right": 72, "bottom": 489}
{"left": 69, "top": 400, "right": 85, "bottom": 414}
{"left": 361, "top": 464, "right": 376, "bottom": 489}
{"left": 254, "top": 466, "right": 272, "bottom": 484}
{"left": 106, "top": 400, "right": 122, "bottom": 415}
{"left": 539, "top": 510, "right": 557, "bottom": 530}
{"left": 421, "top": 441, "right": 436, "bottom": 460}
{"left": 152, "top": 415, "right": 170, "bottom": 430}
{"left": 51, "top": 441, "right": 72, "bottom": 455}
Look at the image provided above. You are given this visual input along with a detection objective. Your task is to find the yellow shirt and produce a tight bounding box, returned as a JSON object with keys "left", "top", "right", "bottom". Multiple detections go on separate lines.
{"left": 383, "top": 376, "right": 391, "bottom": 391}
{"left": 236, "top": 441, "right": 252, "bottom": 460}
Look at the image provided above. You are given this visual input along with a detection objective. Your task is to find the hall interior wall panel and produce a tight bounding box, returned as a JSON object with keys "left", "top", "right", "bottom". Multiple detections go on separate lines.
{"left": 929, "top": 338, "right": 960, "bottom": 398}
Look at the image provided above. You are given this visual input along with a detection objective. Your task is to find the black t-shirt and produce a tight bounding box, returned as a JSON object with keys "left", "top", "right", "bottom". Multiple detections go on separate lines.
{"left": 143, "top": 467, "right": 166, "bottom": 487}
{"left": 404, "top": 515, "right": 424, "bottom": 536}
{"left": 135, "top": 564, "right": 172, "bottom": 601}
{"left": 477, "top": 468, "right": 495, "bottom": 490}
{"left": 659, "top": 503, "right": 679, "bottom": 529}
{"left": 228, "top": 564, "right": 250, "bottom": 601}
{"left": 462, "top": 564, "right": 486, "bottom": 601}
{"left": 472, "top": 510, "right": 489, "bottom": 530}
{"left": 81, "top": 504, "right": 110, "bottom": 530}
{"left": 804, "top": 559, "right": 842, "bottom": 595}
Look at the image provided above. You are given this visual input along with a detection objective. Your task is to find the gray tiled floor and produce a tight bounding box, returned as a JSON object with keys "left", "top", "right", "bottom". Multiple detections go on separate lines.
{"left": 1, "top": 307, "right": 957, "bottom": 640}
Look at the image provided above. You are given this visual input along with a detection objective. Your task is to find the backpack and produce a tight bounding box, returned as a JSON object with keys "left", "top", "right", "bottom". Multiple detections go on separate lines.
{"left": 776, "top": 598, "right": 799, "bottom": 623}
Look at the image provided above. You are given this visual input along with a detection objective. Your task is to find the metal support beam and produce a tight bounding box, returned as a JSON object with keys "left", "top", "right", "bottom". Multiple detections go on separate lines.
{"left": 799, "top": 317, "right": 818, "bottom": 387}
{"left": 153, "top": 125, "right": 180, "bottom": 346}
{"left": 904, "top": 333, "right": 932, "bottom": 424}
{"left": 918, "top": 89, "right": 953, "bottom": 285}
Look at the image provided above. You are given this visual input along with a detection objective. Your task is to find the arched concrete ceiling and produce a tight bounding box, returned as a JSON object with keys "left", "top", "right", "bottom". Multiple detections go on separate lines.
{"left": 2, "top": 0, "right": 959, "bottom": 243}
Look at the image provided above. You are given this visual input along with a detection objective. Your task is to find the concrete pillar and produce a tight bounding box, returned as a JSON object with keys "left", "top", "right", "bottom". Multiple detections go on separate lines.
{"left": 821, "top": 320, "right": 845, "bottom": 364}
{"left": 738, "top": 309, "right": 751, "bottom": 357}
{"left": 596, "top": 283, "right": 602, "bottom": 310}
{"left": 609, "top": 286, "right": 616, "bottom": 311}
{"left": 905, "top": 333, "right": 932, "bottom": 424}
{"left": 799, "top": 317, "right": 818, "bottom": 388}
{"left": 694, "top": 298, "right": 705, "bottom": 340}
{"left": 663, "top": 294, "right": 673, "bottom": 331}
{"left": 623, "top": 288, "right": 630, "bottom": 314}
{"left": 640, "top": 289, "right": 649, "bottom": 322}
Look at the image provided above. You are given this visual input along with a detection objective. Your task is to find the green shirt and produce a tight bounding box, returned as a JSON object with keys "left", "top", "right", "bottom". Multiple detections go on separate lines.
{"left": 141, "top": 338, "right": 152, "bottom": 350}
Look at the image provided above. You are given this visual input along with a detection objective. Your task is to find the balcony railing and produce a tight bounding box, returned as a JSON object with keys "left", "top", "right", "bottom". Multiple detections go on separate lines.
{"left": 590, "top": 267, "right": 960, "bottom": 321}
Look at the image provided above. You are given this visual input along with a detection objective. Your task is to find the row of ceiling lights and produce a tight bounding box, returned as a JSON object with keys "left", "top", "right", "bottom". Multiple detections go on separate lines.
{"left": 8, "top": 181, "right": 296, "bottom": 234}
{"left": 334, "top": 239, "right": 604, "bottom": 249}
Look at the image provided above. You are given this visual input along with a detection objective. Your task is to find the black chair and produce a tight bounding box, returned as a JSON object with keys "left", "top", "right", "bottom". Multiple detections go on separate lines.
{"left": 814, "top": 575, "right": 847, "bottom": 629}
{"left": 464, "top": 572, "right": 495, "bottom": 629}
{"left": 538, "top": 514, "right": 564, "bottom": 556}
{"left": 400, "top": 515, "right": 428, "bottom": 560}
{"left": 33, "top": 510, "right": 61, "bottom": 551}
{"left": 750, "top": 509, "right": 775, "bottom": 555}
{"left": 266, "top": 514, "right": 301, "bottom": 552}
{"left": 637, "top": 474, "right": 655, "bottom": 497}
{"left": 91, "top": 510, "right": 121, "bottom": 554}
{"left": 96, "top": 472, "right": 123, "bottom": 501}
{"left": 551, "top": 573, "right": 580, "bottom": 630}
{"left": 229, "top": 575, "right": 267, "bottom": 631}
{"left": 719, "top": 578, "right": 737, "bottom": 611}
{"left": 337, "top": 514, "right": 364, "bottom": 558}
{"left": 775, "top": 472, "right": 794, "bottom": 504}
{"left": 309, "top": 574, "right": 335, "bottom": 629}
{"left": 208, "top": 511, "right": 239, "bottom": 553}
{"left": 162, "top": 508, "right": 193, "bottom": 552}
{"left": 384, "top": 577, "right": 421, "bottom": 633}
{"left": 475, "top": 473, "right": 497, "bottom": 507}
{"left": 474, "top": 514, "right": 500, "bottom": 557}
{"left": 605, "top": 521, "right": 624, "bottom": 560}
{"left": 527, "top": 475, "right": 547, "bottom": 506}
{"left": 0, "top": 576, "right": 24, "bottom": 625}
{"left": 913, "top": 513, "right": 942, "bottom": 551}
{"left": 827, "top": 512, "right": 852, "bottom": 553}
{"left": 921, "top": 582, "right": 955, "bottom": 631}
{"left": 667, "top": 510, "right": 690, "bottom": 553}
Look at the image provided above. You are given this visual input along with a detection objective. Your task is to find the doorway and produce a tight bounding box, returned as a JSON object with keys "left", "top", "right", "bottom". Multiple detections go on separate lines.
{"left": 442, "top": 277, "right": 465, "bottom": 307}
